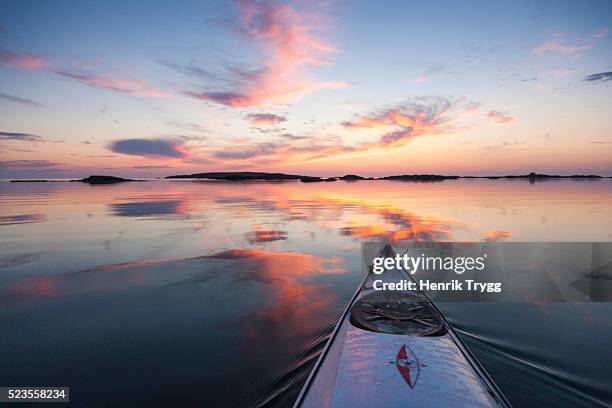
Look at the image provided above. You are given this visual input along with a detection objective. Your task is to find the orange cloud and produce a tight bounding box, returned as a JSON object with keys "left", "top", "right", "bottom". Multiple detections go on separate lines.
{"left": 201, "top": 98, "right": 465, "bottom": 166}
{"left": 342, "top": 97, "right": 455, "bottom": 147}
{"left": 184, "top": 0, "right": 345, "bottom": 107}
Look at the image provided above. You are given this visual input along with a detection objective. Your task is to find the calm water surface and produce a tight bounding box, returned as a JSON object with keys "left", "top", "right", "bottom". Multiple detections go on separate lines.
{"left": 1, "top": 179, "right": 611, "bottom": 407}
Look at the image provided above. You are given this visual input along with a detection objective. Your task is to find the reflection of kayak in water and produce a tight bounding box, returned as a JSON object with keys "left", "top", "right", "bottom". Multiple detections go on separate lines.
{"left": 294, "top": 243, "right": 511, "bottom": 408}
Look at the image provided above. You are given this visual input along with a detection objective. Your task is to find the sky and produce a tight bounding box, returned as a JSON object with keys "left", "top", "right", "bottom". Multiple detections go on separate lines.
{"left": 0, "top": 0, "right": 611, "bottom": 178}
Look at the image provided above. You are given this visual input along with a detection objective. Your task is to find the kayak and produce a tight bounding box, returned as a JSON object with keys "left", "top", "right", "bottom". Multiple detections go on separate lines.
{"left": 294, "top": 243, "right": 511, "bottom": 408}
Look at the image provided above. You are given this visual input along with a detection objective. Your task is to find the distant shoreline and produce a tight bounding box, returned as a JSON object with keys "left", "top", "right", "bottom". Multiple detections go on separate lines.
{"left": 165, "top": 171, "right": 609, "bottom": 182}
{"left": 7, "top": 172, "right": 611, "bottom": 183}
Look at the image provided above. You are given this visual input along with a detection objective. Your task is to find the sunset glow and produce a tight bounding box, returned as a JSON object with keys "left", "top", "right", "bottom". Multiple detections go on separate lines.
{"left": 0, "top": 0, "right": 610, "bottom": 178}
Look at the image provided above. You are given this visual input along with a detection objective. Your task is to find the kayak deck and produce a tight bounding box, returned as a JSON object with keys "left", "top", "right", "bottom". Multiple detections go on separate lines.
{"left": 294, "top": 244, "right": 510, "bottom": 408}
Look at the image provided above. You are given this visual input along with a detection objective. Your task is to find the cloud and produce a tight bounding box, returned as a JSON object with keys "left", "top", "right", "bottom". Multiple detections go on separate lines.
{"left": 484, "top": 140, "right": 525, "bottom": 150}
{"left": 594, "top": 27, "right": 609, "bottom": 38}
{"left": 0, "top": 45, "right": 171, "bottom": 99}
{"left": 532, "top": 36, "right": 592, "bottom": 55}
{"left": 412, "top": 75, "right": 428, "bottom": 84}
{"left": 109, "top": 138, "right": 187, "bottom": 158}
{"left": 583, "top": 72, "right": 612, "bottom": 83}
{"left": 165, "top": 121, "right": 207, "bottom": 133}
{"left": 280, "top": 133, "right": 307, "bottom": 141}
{"left": 184, "top": 91, "right": 252, "bottom": 106}
{"left": 245, "top": 113, "right": 287, "bottom": 125}
{"left": 341, "top": 97, "right": 455, "bottom": 147}
{"left": 200, "top": 97, "right": 477, "bottom": 166}
{"left": 0, "top": 131, "right": 43, "bottom": 142}
{"left": 0, "top": 47, "right": 168, "bottom": 98}
{"left": 131, "top": 165, "right": 171, "bottom": 169}
{"left": 0, "top": 92, "right": 43, "bottom": 107}
{"left": 54, "top": 70, "right": 168, "bottom": 97}
{"left": 213, "top": 142, "right": 279, "bottom": 159}
{"left": 159, "top": 60, "right": 220, "bottom": 81}
{"left": 0, "top": 160, "right": 67, "bottom": 178}
{"left": 0, "top": 159, "right": 61, "bottom": 169}
{"left": 464, "top": 101, "right": 481, "bottom": 112}
{"left": 183, "top": 0, "right": 345, "bottom": 107}
{"left": 0, "top": 48, "right": 47, "bottom": 70}
{"left": 206, "top": 134, "right": 358, "bottom": 164}
{"left": 487, "top": 110, "right": 515, "bottom": 124}
{"left": 411, "top": 65, "right": 448, "bottom": 84}
{"left": 207, "top": 97, "right": 468, "bottom": 165}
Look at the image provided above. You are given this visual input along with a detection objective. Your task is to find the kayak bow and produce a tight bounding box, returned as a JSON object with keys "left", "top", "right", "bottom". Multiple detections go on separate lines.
{"left": 294, "top": 243, "right": 511, "bottom": 408}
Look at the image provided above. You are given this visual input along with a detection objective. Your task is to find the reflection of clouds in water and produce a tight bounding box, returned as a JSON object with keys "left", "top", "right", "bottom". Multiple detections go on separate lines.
{"left": 111, "top": 200, "right": 183, "bottom": 217}
{"left": 211, "top": 189, "right": 467, "bottom": 243}
{"left": 0, "top": 213, "right": 45, "bottom": 226}
{"left": 339, "top": 207, "right": 457, "bottom": 242}
{"left": 484, "top": 229, "right": 512, "bottom": 241}
{"left": 0, "top": 249, "right": 345, "bottom": 305}
{"left": 0, "top": 252, "right": 42, "bottom": 268}
{"left": 201, "top": 248, "right": 346, "bottom": 397}
{"left": 246, "top": 228, "right": 288, "bottom": 244}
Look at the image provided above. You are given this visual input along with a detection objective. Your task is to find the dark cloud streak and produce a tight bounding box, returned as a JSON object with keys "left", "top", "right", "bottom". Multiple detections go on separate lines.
{"left": 109, "top": 138, "right": 186, "bottom": 158}
{"left": 0, "top": 131, "right": 43, "bottom": 142}
{"left": 245, "top": 113, "right": 287, "bottom": 125}
{"left": 583, "top": 72, "right": 612, "bottom": 83}
{"left": 0, "top": 92, "right": 43, "bottom": 107}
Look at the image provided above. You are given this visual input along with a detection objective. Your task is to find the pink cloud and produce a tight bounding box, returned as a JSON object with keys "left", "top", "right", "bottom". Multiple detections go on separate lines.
{"left": 0, "top": 47, "right": 167, "bottom": 98}
{"left": 412, "top": 74, "right": 428, "bottom": 84}
{"left": 184, "top": 0, "right": 345, "bottom": 107}
{"left": 0, "top": 48, "right": 47, "bottom": 70}
{"left": 342, "top": 97, "right": 455, "bottom": 147}
{"left": 487, "top": 110, "right": 515, "bottom": 124}
{"left": 54, "top": 71, "right": 169, "bottom": 97}
{"left": 532, "top": 35, "right": 592, "bottom": 55}
{"left": 195, "top": 98, "right": 470, "bottom": 165}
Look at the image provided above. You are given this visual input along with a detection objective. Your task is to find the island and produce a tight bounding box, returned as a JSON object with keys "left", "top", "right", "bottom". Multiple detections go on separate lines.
{"left": 487, "top": 172, "right": 602, "bottom": 180}
{"left": 379, "top": 174, "right": 460, "bottom": 181}
{"left": 163, "top": 171, "right": 609, "bottom": 182}
{"left": 166, "top": 172, "right": 306, "bottom": 181}
{"left": 76, "top": 175, "right": 137, "bottom": 184}
{"left": 9, "top": 172, "right": 608, "bottom": 184}
{"left": 339, "top": 174, "right": 372, "bottom": 181}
